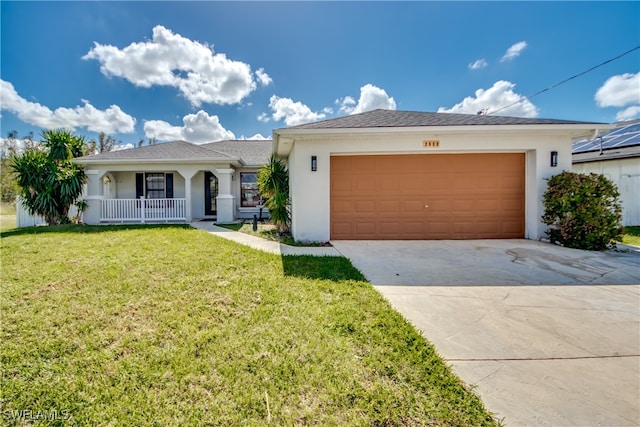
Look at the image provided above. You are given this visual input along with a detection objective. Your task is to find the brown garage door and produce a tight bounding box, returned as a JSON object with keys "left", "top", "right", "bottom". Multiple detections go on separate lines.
{"left": 330, "top": 153, "right": 525, "bottom": 240}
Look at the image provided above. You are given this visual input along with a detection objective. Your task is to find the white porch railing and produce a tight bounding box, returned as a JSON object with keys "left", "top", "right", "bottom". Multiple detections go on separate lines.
{"left": 101, "top": 198, "right": 186, "bottom": 223}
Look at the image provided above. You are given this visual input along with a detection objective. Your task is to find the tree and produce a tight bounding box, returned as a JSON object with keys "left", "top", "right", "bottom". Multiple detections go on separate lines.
{"left": 542, "top": 171, "right": 623, "bottom": 251}
{"left": 85, "top": 132, "right": 117, "bottom": 155}
{"left": 258, "top": 153, "right": 290, "bottom": 233}
{"left": 1, "top": 131, "right": 35, "bottom": 203}
{"left": 11, "top": 129, "right": 87, "bottom": 225}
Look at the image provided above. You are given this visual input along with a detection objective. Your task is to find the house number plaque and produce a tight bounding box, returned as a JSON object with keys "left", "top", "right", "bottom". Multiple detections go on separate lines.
{"left": 423, "top": 139, "right": 440, "bottom": 148}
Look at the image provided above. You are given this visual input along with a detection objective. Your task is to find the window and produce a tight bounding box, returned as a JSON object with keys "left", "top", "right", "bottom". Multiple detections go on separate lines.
{"left": 136, "top": 173, "right": 174, "bottom": 199}
{"left": 241, "top": 172, "right": 260, "bottom": 207}
{"left": 146, "top": 173, "right": 165, "bottom": 199}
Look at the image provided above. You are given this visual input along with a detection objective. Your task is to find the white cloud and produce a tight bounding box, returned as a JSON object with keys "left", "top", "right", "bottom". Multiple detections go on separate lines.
{"left": 469, "top": 59, "right": 488, "bottom": 70}
{"left": 595, "top": 72, "right": 640, "bottom": 108}
{"left": 337, "top": 96, "right": 356, "bottom": 112}
{"left": 616, "top": 105, "right": 640, "bottom": 122}
{"left": 500, "top": 41, "right": 527, "bottom": 62}
{"left": 257, "top": 112, "right": 270, "bottom": 123}
{"left": 0, "top": 79, "right": 136, "bottom": 133}
{"left": 240, "top": 133, "right": 270, "bottom": 140}
{"left": 112, "top": 143, "right": 135, "bottom": 151}
{"left": 83, "top": 25, "right": 262, "bottom": 107}
{"left": 267, "top": 95, "right": 326, "bottom": 126}
{"left": 437, "top": 80, "right": 539, "bottom": 117}
{"left": 338, "top": 84, "right": 396, "bottom": 115}
{"left": 143, "top": 110, "right": 235, "bottom": 143}
{"left": 255, "top": 68, "right": 272, "bottom": 86}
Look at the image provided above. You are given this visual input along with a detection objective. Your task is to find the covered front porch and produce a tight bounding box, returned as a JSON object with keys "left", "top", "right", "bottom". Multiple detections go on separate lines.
{"left": 82, "top": 165, "right": 240, "bottom": 225}
{"left": 73, "top": 140, "right": 270, "bottom": 226}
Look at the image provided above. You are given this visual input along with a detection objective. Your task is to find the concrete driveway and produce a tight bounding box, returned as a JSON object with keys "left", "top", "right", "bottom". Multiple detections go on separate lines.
{"left": 331, "top": 240, "right": 640, "bottom": 426}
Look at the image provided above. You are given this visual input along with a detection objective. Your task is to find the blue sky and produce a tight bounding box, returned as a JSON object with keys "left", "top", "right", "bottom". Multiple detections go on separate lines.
{"left": 1, "top": 1, "right": 639, "bottom": 147}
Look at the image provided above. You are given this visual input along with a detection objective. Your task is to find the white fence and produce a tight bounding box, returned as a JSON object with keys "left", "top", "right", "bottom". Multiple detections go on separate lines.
{"left": 101, "top": 198, "right": 186, "bottom": 223}
{"left": 15, "top": 199, "right": 80, "bottom": 228}
{"left": 16, "top": 199, "right": 47, "bottom": 228}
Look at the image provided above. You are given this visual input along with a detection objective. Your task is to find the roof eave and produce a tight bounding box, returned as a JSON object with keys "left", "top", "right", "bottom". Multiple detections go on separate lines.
{"left": 273, "top": 123, "right": 611, "bottom": 157}
{"left": 75, "top": 157, "right": 245, "bottom": 166}
{"left": 572, "top": 149, "right": 640, "bottom": 164}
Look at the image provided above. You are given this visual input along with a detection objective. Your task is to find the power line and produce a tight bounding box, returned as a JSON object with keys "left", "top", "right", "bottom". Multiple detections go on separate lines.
{"left": 488, "top": 44, "right": 640, "bottom": 116}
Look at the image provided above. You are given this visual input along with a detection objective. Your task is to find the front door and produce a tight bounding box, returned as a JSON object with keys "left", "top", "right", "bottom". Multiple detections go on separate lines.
{"left": 204, "top": 172, "right": 218, "bottom": 216}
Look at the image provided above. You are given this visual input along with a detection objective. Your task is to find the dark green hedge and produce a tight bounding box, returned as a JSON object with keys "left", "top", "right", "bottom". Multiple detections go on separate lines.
{"left": 542, "top": 171, "right": 623, "bottom": 251}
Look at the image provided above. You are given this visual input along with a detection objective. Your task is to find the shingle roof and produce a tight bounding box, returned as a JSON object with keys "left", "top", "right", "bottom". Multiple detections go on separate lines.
{"left": 76, "top": 139, "right": 272, "bottom": 165}
{"left": 200, "top": 140, "right": 272, "bottom": 166}
{"left": 76, "top": 140, "right": 233, "bottom": 161}
{"left": 284, "top": 109, "right": 601, "bottom": 130}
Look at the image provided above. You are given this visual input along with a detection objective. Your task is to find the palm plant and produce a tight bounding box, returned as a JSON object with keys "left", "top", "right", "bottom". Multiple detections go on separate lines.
{"left": 11, "top": 129, "right": 87, "bottom": 225}
{"left": 257, "top": 154, "right": 290, "bottom": 233}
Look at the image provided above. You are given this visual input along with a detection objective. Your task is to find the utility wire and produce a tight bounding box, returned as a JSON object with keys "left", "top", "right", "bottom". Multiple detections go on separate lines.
{"left": 488, "top": 44, "right": 640, "bottom": 115}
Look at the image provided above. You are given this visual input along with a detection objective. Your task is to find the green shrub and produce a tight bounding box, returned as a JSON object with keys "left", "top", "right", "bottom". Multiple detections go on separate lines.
{"left": 258, "top": 154, "right": 290, "bottom": 232}
{"left": 542, "top": 171, "right": 622, "bottom": 251}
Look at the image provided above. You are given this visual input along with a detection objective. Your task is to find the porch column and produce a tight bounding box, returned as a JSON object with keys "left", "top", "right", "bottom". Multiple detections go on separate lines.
{"left": 173, "top": 167, "right": 197, "bottom": 222}
{"left": 180, "top": 169, "right": 197, "bottom": 222}
{"left": 215, "top": 168, "right": 235, "bottom": 223}
{"left": 83, "top": 169, "right": 106, "bottom": 225}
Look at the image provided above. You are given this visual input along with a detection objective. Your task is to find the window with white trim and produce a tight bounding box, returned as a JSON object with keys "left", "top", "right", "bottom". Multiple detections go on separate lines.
{"left": 240, "top": 173, "right": 260, "bottom": 207}
{"left": 136, "top": 173, "right": 174, "bottom": 199}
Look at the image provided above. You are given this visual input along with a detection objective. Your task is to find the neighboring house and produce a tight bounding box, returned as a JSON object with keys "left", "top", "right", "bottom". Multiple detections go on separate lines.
{"left": 572, "top": 121, "right": 640, "bottom": 226}
{"left": 273, "top": 109, "right": 607, "bottom": 242}
{"left": 74, "top": 139, "right": 272, "bottom": 225}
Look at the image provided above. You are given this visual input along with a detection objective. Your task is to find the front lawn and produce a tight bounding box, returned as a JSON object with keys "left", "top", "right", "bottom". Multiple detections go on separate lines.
{"left": 622, "top": 226, "right": 640, "bottom": 247}
{"left": 0, "top": 202, "right": 16, "bottom": 231}
{"left": 1, "top": 225, "right": 497, "bottom": 426}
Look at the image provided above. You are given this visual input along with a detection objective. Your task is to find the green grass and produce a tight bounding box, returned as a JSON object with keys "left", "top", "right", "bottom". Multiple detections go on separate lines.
{"left": 1, "top": 225, "right": 497, "bottom": 426}
{"left": 218, "top": 221, "right": 329, "bottom": 246}
{"left": 622, "top": 226, "right": 640, "bottom": 247}
{"left": 0, "top": 201, "right": 16, "bottom": 231}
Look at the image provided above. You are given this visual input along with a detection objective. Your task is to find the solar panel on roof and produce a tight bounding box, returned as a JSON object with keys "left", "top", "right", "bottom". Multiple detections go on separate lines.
{"left": 572, "top": 122, "right": 640, "bottom": 153}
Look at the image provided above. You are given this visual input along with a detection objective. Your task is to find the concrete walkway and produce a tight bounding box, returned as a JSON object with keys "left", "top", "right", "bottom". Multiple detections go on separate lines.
{"left": 331, "top": 240, "right": 640, "bottom": 426}
{"left": 190, "top": 221, "right": 341, "bottom": 256}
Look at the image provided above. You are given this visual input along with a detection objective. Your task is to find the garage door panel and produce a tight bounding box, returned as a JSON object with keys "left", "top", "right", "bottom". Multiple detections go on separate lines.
{"left": 379, "top": 200, "right": 401, "bottom": 213}
{"left": 404, "top": 200, "right": 426, "bottom": 212}
{"left": 477, "top": 199, "right": 499, "bottom": 212}
{"left": 355, "top": 200, "right": 376, "bottom": 214}
{"left": 354, "top": 176, "right": 377, "bottom": 192}
{"left": 476, "top": 221, "right": 499, "bottom": 233}
{"left": 426, "top": 176, "right": 452, "bottom": 192}
{"left": 332, "top": 200, "right": 354, "bottom": 214}
{"left": 503, "top": 198, "right": 524, "bottom": 213}
{"left": 502, "top": 175, "right": 526, "bottom": 189}
{"left": 475, "top": 175, "right": 501, "bottom": 189}
{"left": 378, "top": 222, "right": 401, "bottom": 235}
{"left": 332, "top": 222, "right": 353, "bottom": 236}
{"left": 331, "top": 153, "right": 524, "bottom": 240}
{"left": 355, "top": 222, "right": 376, "bottom": 235}
{"left": 425, "top": 198, "right": 451, "bottom": 212}
{"left": 404, "top": 174, "right": 427, "bottom": 192}
{"left": 452, "top": 199, "right": 474, "bottom": 213}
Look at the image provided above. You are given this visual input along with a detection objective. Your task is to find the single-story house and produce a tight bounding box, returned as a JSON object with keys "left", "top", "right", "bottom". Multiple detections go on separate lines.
{"left": 572, "top": 120, "right": 640, "bottom": 226}
{"left": 75, "top": 139, "right": 272, "bottom": 225}
{"left": 73, "top": 109, "right": 605, "bottom": 242}
{"left": 273, "top": 109, "right": 607, "bottom": 242}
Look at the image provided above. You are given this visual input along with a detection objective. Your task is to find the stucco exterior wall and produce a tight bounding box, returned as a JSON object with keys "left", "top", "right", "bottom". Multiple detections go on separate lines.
{"left": 573, "top": 158, "right": 640, "bottom": 226}
{"left": 111, "top": 171, "right": 186, "bottom": 199}
{"left": 286, "top": 131, "right": 573, "bottom": 242}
